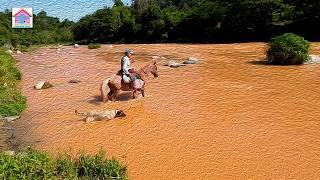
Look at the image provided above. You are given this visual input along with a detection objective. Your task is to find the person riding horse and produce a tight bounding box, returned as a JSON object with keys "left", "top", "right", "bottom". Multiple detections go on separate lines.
{"left": 120, "top": 49, "right": 142, "bottom": 89}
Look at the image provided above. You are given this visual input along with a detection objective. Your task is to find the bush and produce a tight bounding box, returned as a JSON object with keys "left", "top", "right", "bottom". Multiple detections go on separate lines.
{"left": 88, "top": 43, "right": 101, "bottom": 49}
{"left": 0, "top": 148, "right": 128, "bottom": 179}
{"left": 267, "top": 33, "right": 310, "bottom": 65}
{"left": 0, "top": 50, "right": 26, "bottom": 117}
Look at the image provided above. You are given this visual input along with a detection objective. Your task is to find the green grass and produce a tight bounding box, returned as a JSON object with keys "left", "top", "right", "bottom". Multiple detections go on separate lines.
{"left": 88, "top": 43, "right": 101, "bottom": 49}
{"left": 0, "top": 50, "right": 26, "bottom": 117}
{"left": 267, "top": 33, "right": 310, "bottom": 65}
{"left": 0, "top": 148, "right": 128, "bottom": 179}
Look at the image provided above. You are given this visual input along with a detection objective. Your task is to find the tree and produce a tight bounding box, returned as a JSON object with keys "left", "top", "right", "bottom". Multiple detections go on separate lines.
{"left": 114, "top": 0, "right": 124, "bottom": 7}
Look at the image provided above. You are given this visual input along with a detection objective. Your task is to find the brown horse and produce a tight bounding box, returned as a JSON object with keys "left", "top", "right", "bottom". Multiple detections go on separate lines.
{"left": 100, "top": 61, "right": 159, "bottom": 102}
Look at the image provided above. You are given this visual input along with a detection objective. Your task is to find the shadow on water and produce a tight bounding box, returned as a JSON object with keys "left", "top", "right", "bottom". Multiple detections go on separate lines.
{"left": 88, "top": 95, "right": 103, "bottom": 105}
{"left": 89, "top": 92, "right": 141, "bottom": 104}
{"left": 247, "top": 60, "right": 270, "bottom": 66}
{"left": 116, "top": 92, "right": 134, "bottom": 102}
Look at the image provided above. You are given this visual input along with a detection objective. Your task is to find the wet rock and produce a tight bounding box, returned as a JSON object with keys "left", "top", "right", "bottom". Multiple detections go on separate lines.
{"left": 306, "top": 55, "right": 320, "bottom": 64}
{"left": 74, "top": 44, "right": 80, "bottom": 48}
{"left": 34, "top": 81, "right": 54, "bottom": 90}
{"left": 69, "top": 79, "right": 81, "bottom": 84}
{"left": 5, "top": 50, "right": 13, "bottom": 54}
{"left": 183, "top": 57, "right": 200, "bottom": 64}
{"left": 16, "top": 50, "right": 22, "bottom": 54}
{"left": 0, "top": 116, "right": 20, "bottom": 122}
{"left": 165, "top": 60, "right": 186, "bottom": 68}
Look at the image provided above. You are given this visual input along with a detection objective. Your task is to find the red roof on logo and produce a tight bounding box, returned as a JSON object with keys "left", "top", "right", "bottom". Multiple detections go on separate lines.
{"left": 13, "top": 8, "right": 32, "bottom": 17}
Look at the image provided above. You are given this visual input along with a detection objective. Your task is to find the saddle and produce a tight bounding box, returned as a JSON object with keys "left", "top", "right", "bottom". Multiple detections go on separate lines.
{"left": 118, "top": 70, "right": 144, "bottom": 90}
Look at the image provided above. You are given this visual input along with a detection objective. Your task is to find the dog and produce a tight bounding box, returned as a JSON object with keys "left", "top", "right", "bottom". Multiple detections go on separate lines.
{"left": 75, "top": 109, "right": 126, "bottom": 123}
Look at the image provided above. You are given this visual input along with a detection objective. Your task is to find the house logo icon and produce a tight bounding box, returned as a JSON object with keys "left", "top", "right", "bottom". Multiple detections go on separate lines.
{"left": 12, "top": 8, "right": 33, "bottom": 28}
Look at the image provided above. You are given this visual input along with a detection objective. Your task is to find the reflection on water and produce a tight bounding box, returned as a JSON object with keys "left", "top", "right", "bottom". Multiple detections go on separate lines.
{"left": 14, "top": 43, "right": 320, "bottom": 179}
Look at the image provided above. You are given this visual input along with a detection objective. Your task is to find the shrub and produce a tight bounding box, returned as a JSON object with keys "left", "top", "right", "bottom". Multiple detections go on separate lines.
{"left": 88, "top": 43, "right": 101, "bottom": 49}
{"left": 267, "top": 33, "right": 310, "bottom": 65}
{"left": 0, "top": 50, "right": 26, "bottom": 117}
{"left": 0, "top": 148, "right": 128, "bottom": 179}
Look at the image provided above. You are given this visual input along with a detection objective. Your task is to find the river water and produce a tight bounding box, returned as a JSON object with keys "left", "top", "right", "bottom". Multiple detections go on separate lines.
{"left": 13, "top": 43, "right": 320, "bottom": 179}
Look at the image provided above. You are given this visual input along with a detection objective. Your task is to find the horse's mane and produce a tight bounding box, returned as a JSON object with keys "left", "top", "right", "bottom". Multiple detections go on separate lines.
{"left": 139, "top": 61, "right": 154, "bottom": 73}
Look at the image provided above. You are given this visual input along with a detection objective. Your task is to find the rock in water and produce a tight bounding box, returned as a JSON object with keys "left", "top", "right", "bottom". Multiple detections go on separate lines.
{"left": 307, "top": 55, "right": 320, "bottom": 64}
{"left": 69, "top": 79, "right": 81, "bottom": 83}
{"left": 34, "top": 81, "right": 53, "bottom": 90}
{"left": 74, "top": 44, "right": 80, "bottom": 48}
{"left": 165, "top": 60, "right": 186, "bottom": 68}
{"left": 183, "top": 57, "right": 199, "bottom": 64}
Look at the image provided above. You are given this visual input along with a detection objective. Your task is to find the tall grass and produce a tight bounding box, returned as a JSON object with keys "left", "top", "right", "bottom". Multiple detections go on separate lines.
{"left": 0, "top": 148, "right": 128, "bottom": 179}
{"left": 0, "top": 50, "right": 26, "bottom": 117}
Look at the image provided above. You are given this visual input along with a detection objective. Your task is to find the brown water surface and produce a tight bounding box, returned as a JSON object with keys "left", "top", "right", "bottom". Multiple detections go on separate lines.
{"left": 14, "top": 43, "right": 320, "bottom": 179}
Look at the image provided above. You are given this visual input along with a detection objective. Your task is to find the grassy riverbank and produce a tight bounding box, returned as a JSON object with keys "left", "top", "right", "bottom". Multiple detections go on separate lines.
{"left": 0, "top": 148, "right": 127, "bottom": 179}
{"left": 0, "top": 50, "right": 26, "bottom": 117}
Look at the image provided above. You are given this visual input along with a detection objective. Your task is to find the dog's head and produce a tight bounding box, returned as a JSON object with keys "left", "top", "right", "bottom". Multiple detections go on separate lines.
{"left": 115, "top": 110, "right": 126, "bottom": 118}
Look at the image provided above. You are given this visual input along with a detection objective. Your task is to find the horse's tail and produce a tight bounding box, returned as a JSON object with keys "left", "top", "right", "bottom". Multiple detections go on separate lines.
{"left": 100, "top": 78, "right": 111, "bottom": 103}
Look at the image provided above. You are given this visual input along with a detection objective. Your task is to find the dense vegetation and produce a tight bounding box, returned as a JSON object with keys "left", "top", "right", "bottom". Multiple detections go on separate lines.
{"left": 73, "top": 0, "right": 320, "bottom": 43}
{"left": 0, "top": 50, "right": 26, "bottom": 117}
{"left": 0, "top": 10, "right": 73, "bottom": 49}
{"left": 267, "top": 33, "right": 310, "bottom": 65}
{"left": 0, "top": 0, "right": 319, "bottom": 45}
{"left": 0, "top": 148, "right": 127, "bottom": 179}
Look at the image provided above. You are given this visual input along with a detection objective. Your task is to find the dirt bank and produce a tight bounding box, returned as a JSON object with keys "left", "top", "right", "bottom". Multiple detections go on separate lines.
{"left": 13, "top": 43, "right": 320, "bottom": 179}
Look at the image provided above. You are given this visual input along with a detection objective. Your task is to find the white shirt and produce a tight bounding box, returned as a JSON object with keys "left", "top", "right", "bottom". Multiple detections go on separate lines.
{"left": 121, "top": 56, "right": 131, "bottom": 75}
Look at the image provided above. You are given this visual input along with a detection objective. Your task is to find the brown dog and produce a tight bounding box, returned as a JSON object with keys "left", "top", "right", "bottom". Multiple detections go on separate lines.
{"left": 75, "top": 109, "right": 126, "bottom": 123}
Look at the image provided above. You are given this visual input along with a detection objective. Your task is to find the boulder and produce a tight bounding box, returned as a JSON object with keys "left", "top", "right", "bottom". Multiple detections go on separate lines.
{"left": 165, "top": 60, "right": 186, "bottom": 68}
{"left": 5, "top": 50, "right": 13, "bottom": 54}
{"left": 16, "top": 50, "right": 22, "bottom": 54}
{"left": 183, "top": 57, "right": 200, "bottom": 64}
{"left": 307, "top": 55, "right": 320, "bottom": 64}
{"left": 69, "top": 79, "right": 81, "bottom": 84}
{"left": 74, "top": 44, "right": 80, "bottom": 48}
{"left": 34, "top": 81, "right": 54, "bottom": 90}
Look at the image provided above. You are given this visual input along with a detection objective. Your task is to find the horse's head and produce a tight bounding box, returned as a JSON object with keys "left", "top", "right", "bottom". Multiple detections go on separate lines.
{"left": 150, "top": 61, "right": 159, "bottom": 78}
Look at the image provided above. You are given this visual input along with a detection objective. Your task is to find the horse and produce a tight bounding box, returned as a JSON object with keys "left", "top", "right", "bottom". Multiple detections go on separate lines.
{"left": 100, "top": 61, "right": 159, "bottom": 102}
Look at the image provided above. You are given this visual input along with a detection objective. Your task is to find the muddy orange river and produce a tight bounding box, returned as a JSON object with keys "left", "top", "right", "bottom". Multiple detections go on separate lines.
{"left": 13, "top": 43, "right": 320, "bottom": 179}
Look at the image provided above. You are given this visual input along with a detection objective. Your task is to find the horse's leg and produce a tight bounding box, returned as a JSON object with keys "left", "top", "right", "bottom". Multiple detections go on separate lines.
{"left": 132, "top": 90, "right": 136, "bottom": 99}
{"left": 112, "top": 90, "right": 118, "bottom": 102}
{"left": 107, "top": 90, "right": 113, "bottom": 101}
{"left": 141, "top": 88, "right": 145, "bottom": 97}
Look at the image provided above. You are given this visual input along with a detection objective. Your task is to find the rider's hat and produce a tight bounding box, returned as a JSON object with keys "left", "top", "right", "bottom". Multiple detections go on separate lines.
{"left": 125, "top": 49, "right": 134, "bottom": 55}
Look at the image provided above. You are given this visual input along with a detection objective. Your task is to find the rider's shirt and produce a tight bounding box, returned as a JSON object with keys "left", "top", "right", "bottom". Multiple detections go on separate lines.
{"left": 121, "top": 56, "right": 131, "bottom": 75}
